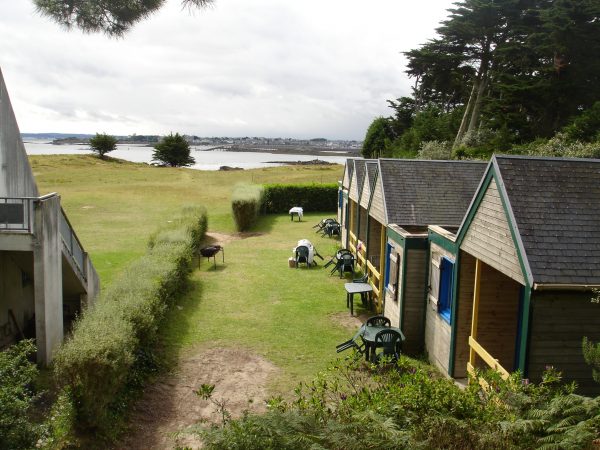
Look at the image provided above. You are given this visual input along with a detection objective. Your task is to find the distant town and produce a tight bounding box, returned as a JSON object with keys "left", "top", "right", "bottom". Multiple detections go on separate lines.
{"left": 21, "top": 133, "right": 363, "bottom": 155}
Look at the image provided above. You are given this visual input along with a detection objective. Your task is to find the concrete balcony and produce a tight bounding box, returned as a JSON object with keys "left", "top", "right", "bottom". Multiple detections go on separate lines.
{"left": 0, "top": 194, "right": 99, "bottom": 365}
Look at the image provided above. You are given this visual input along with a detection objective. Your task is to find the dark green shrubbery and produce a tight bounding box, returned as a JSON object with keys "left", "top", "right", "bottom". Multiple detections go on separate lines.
{"left": 198, "top": 356, "right": 600, "bottom": 450}
{"left": 0, "top": 340, "right": 41, "bottom": 449}
{"left": 53, "top": 205, "right": 207, "bottom": 434}
{"left": 231, "top": 184, "right": 264, "bottom": 232}
{"left": 262, "top": 183, "right": 337, "bottom": 214}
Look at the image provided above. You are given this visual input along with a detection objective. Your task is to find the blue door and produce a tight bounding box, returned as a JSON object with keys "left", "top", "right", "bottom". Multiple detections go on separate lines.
{"left": 438, "top": 257, "right": 454, "bottom": 323}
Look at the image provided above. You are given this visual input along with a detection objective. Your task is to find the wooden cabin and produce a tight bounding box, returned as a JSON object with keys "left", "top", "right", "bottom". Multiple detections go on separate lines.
{"left": 439, "top": 155, "right": 600, "bottom": 395}
{"left": 372, "top": 159, "right": 486, "bottom": 353}
{"left": 339, "top": 159, "right": 356, "bottom": 246}
{"left": 352, "top": 161, "right": 379, "bottom": 275}
{"left": 346, "top": 158, "right": 371, "bottom": 253}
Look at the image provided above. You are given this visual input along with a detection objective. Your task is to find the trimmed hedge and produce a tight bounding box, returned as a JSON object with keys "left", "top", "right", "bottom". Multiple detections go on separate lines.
{"left": 53, "top": 206, "right": 207, "bottom": 433}
{"left": 231, "top": 184, "right": 264, "bottom": 231}
{"left": 262, "top": 183, "right": 338, "bottom": 213}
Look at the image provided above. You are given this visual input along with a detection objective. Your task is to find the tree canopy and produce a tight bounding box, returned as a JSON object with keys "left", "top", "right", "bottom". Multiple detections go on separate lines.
{"left": 152, "top": 133, "right": 195, "bottom": 167}
{"left": 34, "top": 0, "right": 212, "bottom": 36}
{"left": 368, "top": 0, "right": 600, "bottom": 159}
{"left": 89, "top": 133, "right": 117, "bottom": 158}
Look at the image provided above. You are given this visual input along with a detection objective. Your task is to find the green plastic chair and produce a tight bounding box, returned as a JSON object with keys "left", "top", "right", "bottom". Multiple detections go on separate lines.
{"left": 295, "top": 245, "right": 310, "bottom": 268}
{"left": 372, "top": 329, "right": 402, "bottom": 363}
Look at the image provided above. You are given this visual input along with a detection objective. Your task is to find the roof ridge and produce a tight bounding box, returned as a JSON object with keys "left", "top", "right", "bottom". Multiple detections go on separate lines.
{"left": 495, "top": 154, "right": 600, "bottom": 164}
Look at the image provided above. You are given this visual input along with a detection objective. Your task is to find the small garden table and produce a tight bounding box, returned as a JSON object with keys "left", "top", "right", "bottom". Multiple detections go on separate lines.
{"left": 344, "top": 282, "right": 372, "bottom": 316}
{"left": 360, "top": 325, "right": 405, "bottom": 362}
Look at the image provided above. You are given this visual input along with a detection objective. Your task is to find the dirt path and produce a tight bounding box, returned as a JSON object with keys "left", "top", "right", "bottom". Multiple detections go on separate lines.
{"left": 116, "top": 347, "right": 279, "bottom": 450}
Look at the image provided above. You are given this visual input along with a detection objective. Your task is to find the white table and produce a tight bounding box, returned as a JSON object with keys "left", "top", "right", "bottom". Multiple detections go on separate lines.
{"left": 289, "top": 206, "right": 303, "bottom": 221}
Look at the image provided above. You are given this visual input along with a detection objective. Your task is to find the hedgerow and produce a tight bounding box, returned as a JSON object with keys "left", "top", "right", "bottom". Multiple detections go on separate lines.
{"left": 262, "top": 183, "right": 337, "bottom": 213}
{"left": 52, "top": 205, "right": 207, "bottom": 434}
{"left": 231, "top": 184, "right": 264, "bottom": 231}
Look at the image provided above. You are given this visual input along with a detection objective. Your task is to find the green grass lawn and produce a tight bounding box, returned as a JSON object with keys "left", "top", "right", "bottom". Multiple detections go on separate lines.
{"left": 31, "top": 155, "right": 342, "bottom": 285}
{"left": 31, "top": 155, "right": 364, "bottom": 393}
{"left": 162, "top": 213, "right": 363, "bottom": 392}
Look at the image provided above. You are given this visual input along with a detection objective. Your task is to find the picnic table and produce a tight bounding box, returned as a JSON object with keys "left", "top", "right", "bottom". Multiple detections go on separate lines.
{"left": 344, "top": 282, "right": 372, "bottom": 315}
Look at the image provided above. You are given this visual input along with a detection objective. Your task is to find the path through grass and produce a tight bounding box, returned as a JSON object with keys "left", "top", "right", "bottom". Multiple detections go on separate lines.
{"left": 32, "top": 155, "right": 363, "bottom": 394}
{"left": 162, "top": 213, "right": 366, "bottom": 392}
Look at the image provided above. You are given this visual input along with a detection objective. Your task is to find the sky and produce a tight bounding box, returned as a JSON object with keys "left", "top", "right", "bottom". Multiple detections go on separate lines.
{"left": 0, "top": 0, "right": 455, "bottom": 140}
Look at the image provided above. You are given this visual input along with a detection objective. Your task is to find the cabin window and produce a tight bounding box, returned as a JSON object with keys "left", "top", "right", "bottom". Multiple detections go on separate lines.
{"left": 386, "top": 246, "right": 401, "bottom": 300}
{"left": 438, "top": 257, "right": 455, "bottom": 323}
{"left": 338, "top": 189, "right": 343, "bottom": 208}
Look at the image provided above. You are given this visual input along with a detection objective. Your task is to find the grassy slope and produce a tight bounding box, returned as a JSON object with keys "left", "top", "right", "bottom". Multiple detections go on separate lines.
{"left": 31, "top": 154, "right": 357, "bottom": 391}
{"left": 31, "top": 154, "right": 341, "bottom": 285}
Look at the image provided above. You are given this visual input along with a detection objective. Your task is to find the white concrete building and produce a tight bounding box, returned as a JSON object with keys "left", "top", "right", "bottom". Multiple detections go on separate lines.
{"left": 0, "top": 68, "right": 99, "bottom": 365}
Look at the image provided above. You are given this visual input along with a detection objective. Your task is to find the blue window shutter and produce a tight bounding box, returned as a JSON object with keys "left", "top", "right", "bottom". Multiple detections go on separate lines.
{"left": 384, "top": 243, "right": 392, "bottom": 286}
{"left": 438, "top": 257, "right": 454, "bottom": 323}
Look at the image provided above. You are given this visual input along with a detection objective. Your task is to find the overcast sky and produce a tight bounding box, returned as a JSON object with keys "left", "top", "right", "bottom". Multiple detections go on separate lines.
{"left": 0, "top": 0, "right": 454, "bottom": 140}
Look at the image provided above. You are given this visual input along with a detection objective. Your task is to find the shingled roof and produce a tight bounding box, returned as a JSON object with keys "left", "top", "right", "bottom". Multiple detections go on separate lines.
{"left": 342, "top": 158, "right": 356, "bottom": 189}
{"left": 378, "top": 159, "right": 487, "bottom": 226}
{"left": 348, "top": 158, "right": 374, "bottom": 202}
{"left": 359, "top": 161, "right": 379, "bottom": 209}
{"left": 495, "top": 155, "right": 600, "bottom": 286}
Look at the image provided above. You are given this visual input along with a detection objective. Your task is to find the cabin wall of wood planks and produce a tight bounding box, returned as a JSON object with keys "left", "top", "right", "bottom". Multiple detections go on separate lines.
{"left": 461, "top": 179, "right": 525, "bottom": 285}
{"left": 359, "top": 176, "right": 372, "bottom": 209}
{"left": 474, "top": 261, "right": 521, "bottom": 372}
{"left": 358, "top": 207, "right": 369, "bottom": 243}
{"left": 401, "top": 248, "right": 427, "bottom": 355}
{"left": 369, "top": 176, "right": 386, "bottom": 224}
{"left": 349, "top": 170, "right": 360, "bottom": 202}
{"left": 453, "top": 251, "right": 476, "bottom": 378}
{"left": 384, "top": 240, "right": 403, "bottom": 328}
{"left": 425, "top": 243, "right": 455, "bottom": 374}
{"left": 367, "top": 217, "right": 382, "bottom": 267}
{"left": 528, "top": 291, "right": 600, "bottom": 396}
{"left": 342, "top": 164, "right": 351, "bottom": 188}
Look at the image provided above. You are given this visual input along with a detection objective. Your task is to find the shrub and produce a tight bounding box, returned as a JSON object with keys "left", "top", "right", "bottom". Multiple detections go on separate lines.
{"left": 89, "top": 133, "right": 117, "bottom": 159}
{"left": 197, "top": 356, "right": 599, "bottom": 450}
{"left": 261, "top": 183, "right": 337, "bottom": 214}
{"left": 0, "top": 339, "right": 41, "bottom": 449}
{"left": 524, "top": 133, "right": 600, "bottom": 159}
{"left": 418, "top": 140, "right": 452, "bottom": 160}
{"left": 231, "top": 184, "right": 263, "bottom": 232}
{"left": 152, "top": 133, "right": 195, "bottom": 167}
{"left": 53, "top": 206, "right": 207, "bottom": 433}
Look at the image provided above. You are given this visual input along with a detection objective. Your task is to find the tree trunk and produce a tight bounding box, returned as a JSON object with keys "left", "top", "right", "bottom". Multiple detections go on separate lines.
{"left": 453, "top": 79, "right": 478, "bottom": 148}
{"left": 467, "top": 71, "right": 488, "bottom": 134}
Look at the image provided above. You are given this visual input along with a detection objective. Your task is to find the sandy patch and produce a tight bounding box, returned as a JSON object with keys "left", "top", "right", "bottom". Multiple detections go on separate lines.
{"left": 330, "top": 311, "right": 369, "bottom": 330}
{"left": 115, "top": 347, "right": 279, "bottom": 450}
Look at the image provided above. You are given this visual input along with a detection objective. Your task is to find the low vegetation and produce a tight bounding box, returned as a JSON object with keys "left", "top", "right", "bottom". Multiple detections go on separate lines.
{"left": 198, "top": 356, "right": 600, "bottom": 450}
{"left": 51, "top": 205, "right": 207, "bottom": 437}
{"left": 0, "top": 340, "right": 41, "bottom": 449}
{"left": 262, "top": 183, "right": 338, "bottom": 213}
{"left": 231, "top": 183, "right": 264, "bottom": 231}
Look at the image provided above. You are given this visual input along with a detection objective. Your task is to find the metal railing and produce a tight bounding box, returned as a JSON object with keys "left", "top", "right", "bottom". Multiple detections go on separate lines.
{"left": 0, "top": 197, "right": 34, "bottom": 232}
{"left": 59, "top": 208, "right": 86, "bottom": 280}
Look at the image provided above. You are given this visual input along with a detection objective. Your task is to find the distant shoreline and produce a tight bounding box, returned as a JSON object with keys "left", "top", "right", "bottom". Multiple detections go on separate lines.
{"left": 199, "top": 145, "right": 359, "bottom": 158}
